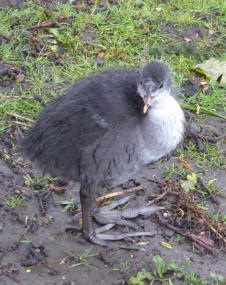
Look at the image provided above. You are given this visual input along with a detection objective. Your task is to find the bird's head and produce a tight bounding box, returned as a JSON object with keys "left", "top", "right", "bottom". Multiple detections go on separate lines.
{"left": 137, "top": 61, "right": 172, "bottom": 114}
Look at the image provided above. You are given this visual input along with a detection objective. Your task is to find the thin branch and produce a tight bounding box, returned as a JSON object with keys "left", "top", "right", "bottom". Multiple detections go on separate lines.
{"left": 27, "top": 15, "right": 74, "bottom": 30}
{"left": 12, "top": 121, "right": 31, "bottom": 127}
{"left": 0, "top": 33, "right": 11, "bottom": 41}
{"left": 7, "top": 112, "right": 35, "bottom": 123}
{"left": 155, "top": 212, "right": 216, "bottom": 254}
{"left": 198, "top": 178, "right": 219, "bottom": 205}
{"left": 0, "top": 95, "right": 31, "bottom": 99}
{"left": 146, "top": 189, "right": 171, "bottom": 206}
{"left": 96, "top": 185, "right": 144, "bottom": 203}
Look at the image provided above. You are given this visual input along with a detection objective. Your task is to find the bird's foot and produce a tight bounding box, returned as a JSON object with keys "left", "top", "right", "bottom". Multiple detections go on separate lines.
{"left": 93, "top": 194, "right": 164, "bottom": 230}
{"left": 84, "top": 228, "right": 152, "bottom": 251}
{"left": 66, "top": 195, "right": 164, "bottom": 250}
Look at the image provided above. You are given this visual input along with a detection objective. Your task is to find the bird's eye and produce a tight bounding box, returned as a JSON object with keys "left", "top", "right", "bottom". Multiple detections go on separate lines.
{"left": 159, "top": 83, "right": 164, "bottom": 89}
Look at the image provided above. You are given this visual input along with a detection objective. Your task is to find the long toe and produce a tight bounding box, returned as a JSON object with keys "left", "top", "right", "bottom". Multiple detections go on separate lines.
{"left": 88, "top": 232, "right": 147, "bottom": 251}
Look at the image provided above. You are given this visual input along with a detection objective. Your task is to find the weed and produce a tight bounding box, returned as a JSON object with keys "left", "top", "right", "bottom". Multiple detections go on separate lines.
{"left": 3, "top": 195, "right": 23, "bottom": 208}
{"left": 20, "top": 234, "right": 32, "bottom": 244}
{"left": 65, "top": 246, "right": 97, "bottom": 269}
{"left": 128, "top": 254, "right": 224, "bottom": 284}
{"left": 60, "top": 199, "right": 76, "bottom": 213}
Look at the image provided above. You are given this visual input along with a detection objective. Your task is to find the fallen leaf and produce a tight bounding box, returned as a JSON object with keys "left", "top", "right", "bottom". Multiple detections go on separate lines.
{"left": 181, "top": 173, "right": 197, "bottom": 192}
{"left": 95, "top": 51, "right": 105, "bottom": 66}
{"left": 193, "top": 58, "right": 226, "bottom": 84}
{"left": 136, "top": 241, "right": 150, "bottom": 246}
{"left": 16, "top": 73, "right": 25, "bottom": 83}
{"left": 49, "top": 184, "right": 67, "bottom": 193}
{"left": 44, "top": 9, "right": 52, "bottom": 17}
{"left": 181, "top": 160, "right": 193, "bottom": 172}
{"left": 207, "top": 179, "right": 216, "bottom": 187}
{"left": 160, "top": 242, "right": 172, "bottom": 249}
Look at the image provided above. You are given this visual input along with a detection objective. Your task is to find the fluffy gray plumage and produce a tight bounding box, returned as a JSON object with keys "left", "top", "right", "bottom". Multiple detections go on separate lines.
{"left": 22, "top": 62, "right": 185, "bottom": 189}
{"left": 22, "top": 61, "right": 185, "bottom": 246}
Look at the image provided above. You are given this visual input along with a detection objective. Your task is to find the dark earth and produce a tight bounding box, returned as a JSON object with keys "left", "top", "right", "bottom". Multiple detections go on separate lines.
{"left": 0, "top": 1, "right": 225, "bottom": 285}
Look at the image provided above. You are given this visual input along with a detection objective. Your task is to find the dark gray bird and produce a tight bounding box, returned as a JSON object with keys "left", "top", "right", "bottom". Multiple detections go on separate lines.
{"left": 22, "top": 61, "right": 185, "bottom": 248}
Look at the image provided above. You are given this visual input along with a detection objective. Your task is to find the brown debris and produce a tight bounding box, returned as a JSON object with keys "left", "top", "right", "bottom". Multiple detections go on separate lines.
{"left": 152, "top": 179, "right": 226, "bottom": 252}
{"left": 49, "top": 184, "right": 67, "bottom": 194}
{"left": 0, "top": 33, "right": 11, "bottom": 42}
{"left": 96, "top": 185, "right": 144, "bottom": 203}
{"left": 7, "top": 112, "right": 35, "bottom": 123}
{"left": 198, "top": 177, "right": 219, "bottom": 205}
{"left": 156, "top": 212, "right": 217, "bottom": 254}
{"left": 146, "top": 179, "right": 180, "bottom": 206}
{"left": 27, "top": 15, "right": 74, "bottom": 30}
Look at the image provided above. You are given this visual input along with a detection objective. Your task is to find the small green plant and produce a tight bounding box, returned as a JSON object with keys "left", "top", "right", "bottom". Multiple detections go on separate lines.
{"left": 65, "top": 246, "right": 98, "bottom": 269}
{"left": 175, "top": 234, "right": 185, "bottom": 243}
{"left": 128, "top": 255, "right": 211, "bottom": 285}
{"left": 210, "top": 273, "right": 225, "bottom": 285}
{"left": 20, "top": 234, "right": 32, "bottom": 244}
{"left": 43, "top": 216, "right": 54, "bottom": 226}
{"left": 3, "top": 195, "right": 23, "bottom": 208}
{"left": 120, "top": 259, "right": 131, "bottom": 271}
{"left": 60, "top": 199, "right": 76, "bottom": 213}
{"left": 181, "top": 173, "right": 198, "bottom": 192}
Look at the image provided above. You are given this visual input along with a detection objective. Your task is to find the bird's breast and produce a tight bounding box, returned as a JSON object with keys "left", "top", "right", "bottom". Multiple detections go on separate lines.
{"left": 139, "top": 96, "right": 185, "bottom": 164}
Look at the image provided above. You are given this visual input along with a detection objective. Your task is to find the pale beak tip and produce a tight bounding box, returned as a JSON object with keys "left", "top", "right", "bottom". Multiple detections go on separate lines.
{"left": 143, "top": 105, "right": 148, "bottom": 114}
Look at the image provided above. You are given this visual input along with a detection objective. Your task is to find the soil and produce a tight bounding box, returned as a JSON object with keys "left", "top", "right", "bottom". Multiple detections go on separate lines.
{"left": 0, "top": 1, "right": 225, "bottom": 285}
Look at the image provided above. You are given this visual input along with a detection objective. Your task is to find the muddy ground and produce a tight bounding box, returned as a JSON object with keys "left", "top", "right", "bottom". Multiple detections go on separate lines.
{"left": 0, "top": 1, "right": 226, "bottom": 285}
{"left": 0, "top": 124, "right": 225, "bottom": 285}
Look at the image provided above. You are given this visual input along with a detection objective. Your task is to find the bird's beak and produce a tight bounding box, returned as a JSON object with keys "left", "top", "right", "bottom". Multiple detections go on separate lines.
{"left": 142, "top": 96, "right": 152, "bottom": 114}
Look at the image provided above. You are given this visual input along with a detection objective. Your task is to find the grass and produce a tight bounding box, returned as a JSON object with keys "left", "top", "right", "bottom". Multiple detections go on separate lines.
{"left": 65, "top": 246, "right": 98, "bottom": 269}
{"left": 3, "top": 194, "right": 24, "bottom": 208}
{"left": 0, "top": 0, "right": 224, "bottom": 169}
{"left": 128, "top": 255, "right": 226, "bottom": 285}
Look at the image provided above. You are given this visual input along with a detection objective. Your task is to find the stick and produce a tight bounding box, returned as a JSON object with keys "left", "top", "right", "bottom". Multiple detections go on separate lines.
{"left": 7, "top": 112, "right": 35, "bottom": 123}
{"left": 0, "top": 95, "right": 31, "bottom": 99}
{"left": 181, "top": 103, "right": 226, "bottom": 120}
{"left": 155, "top": 212, "right": 216, "bottom": 254}
{"left": 27, "top": 16, "right": 74, "bottom": 30}
{"left": 0, "top": 189, "right": 14, "bottom": 200}
{"left": 146, "top": 188, "right": 171, "bottom": 206}
{"left": 15, "top": 222, "right": 33, "bottom": 246}
{"left": 198, "top": 178, "right": 219, "bottom": 205}
{"left": 12, "top": 121, "right": 31, "bottom": 127}
{"left": 96, "top": 185, "right": 144, "bottom": 203}
{"left": 0, "top": 33, "right": 11, "bottom": 41}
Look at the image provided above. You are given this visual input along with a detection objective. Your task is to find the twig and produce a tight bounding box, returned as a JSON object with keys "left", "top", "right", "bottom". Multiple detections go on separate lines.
{"left": 155, "top": 212, "right": 216, "bottom": 254}
{"left": 198, "top": 178, "right": 219, "bottom": 205}
{"left": 146, "top": 189, "right": 171, "bottom": 206}
{"left": 15, "top": 222, "right": 33, "bottom": 247}
{"left": 83, "top": 41, "right": 106, "bottom": 49}
{"left": 196, "top": 133, "right": 226, "bottom": 143}
{"left": 12, "top": 121, "right": 31, "bottom": 127}
{"left": 7, "top": 112, "right": 35, "bottom": 123}
{"left": 0, "top": 189, "right": 14, "bottom": 200}
{"left": 96, "top": 185, "right": 144, "bottom": 203}
{"left": 0, "top": 95, "right": 31, "bottom": 99}
{"left": 27, "top": 15, "right": 74, "bottom": 30}
{"left": 208, "top": 225, "right": 226, "bottom": 244}
{"left": 181, "top": 103, "right": 226, "bottom": 120}
{"left": 0, "top": 33, "right": 11, "bottom": 41}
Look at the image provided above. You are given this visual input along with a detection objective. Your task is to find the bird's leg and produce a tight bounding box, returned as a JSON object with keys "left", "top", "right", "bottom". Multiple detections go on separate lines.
{"left": 80, "top": 179, "right": 96, "bottom": 240}
{"left": 79, "top": 181, "right": 160, "bottom": 250}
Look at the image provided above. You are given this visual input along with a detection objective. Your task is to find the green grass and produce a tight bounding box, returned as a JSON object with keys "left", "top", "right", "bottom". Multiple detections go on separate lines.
{"left": 0, "top": 1, "right": 225, "bottom": 176}
{"left": 65, "top": 246, "right": 98, "bottom": 269}
{"left": 128, "top": 254, "right": 226, "bottom": 285}
{"left": 3, "top": 194, "right": 24, "bottom": 208}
